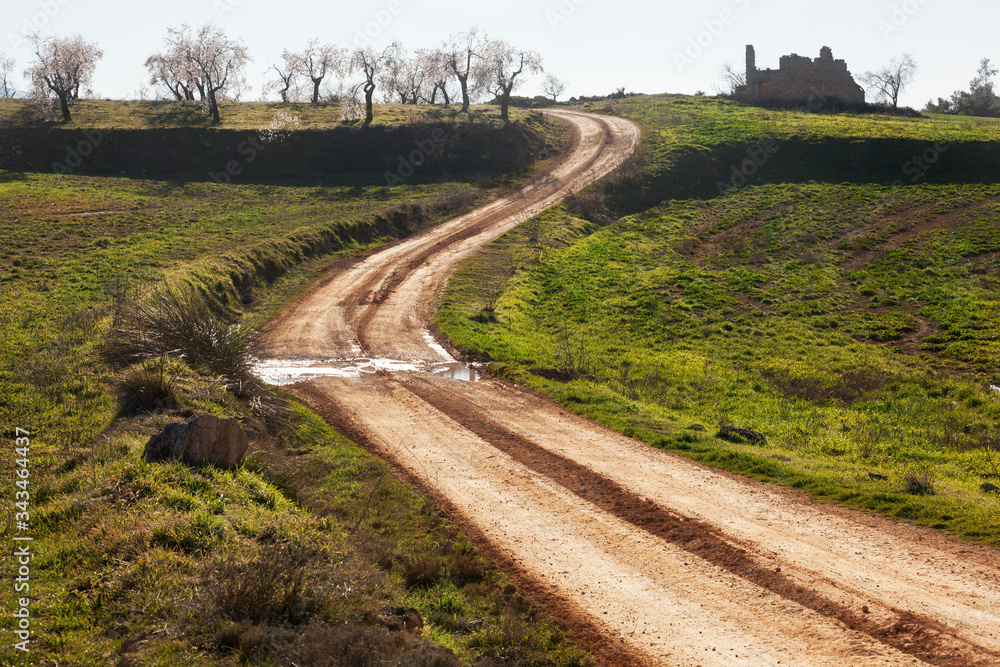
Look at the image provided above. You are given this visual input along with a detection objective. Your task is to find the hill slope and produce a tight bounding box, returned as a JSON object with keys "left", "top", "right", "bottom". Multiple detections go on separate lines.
{"left": 438, "top": 95, "right": 1000, "bottom": 544}
{"left": 0, "top": 102, "right": 592, "bottom": 666}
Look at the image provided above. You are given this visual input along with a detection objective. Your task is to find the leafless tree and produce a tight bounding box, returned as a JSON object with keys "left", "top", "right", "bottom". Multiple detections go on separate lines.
{"left": 419, "top": 49, "right": 451, "bottom": 104}
{"left": 25, "top": 34, "right": 103, "bottom": 121}
{"left": 542, "top": 73, "right": 566, "bottom": 102}
{"left": 265, "top": 49, "right": 302, "bottom": 103}
{"left": 349, "top": 42, "right": 400, "bottom": 125}
{"left": 0, "top": 53, "right": 15, "bottom": 98}
{"left": 145, "top": 48, "right": 201, "bottom": 101}
{"left": 861, "top": 54, "right": 917, "bottom": 109}
{"left": 295, "top": 39, "right": 346, "bottom": 104}
{"left": 485, "top": 41, "right": 543, "bottom": 124}
{"left": 716, "top": 61, "right": 746, "bottom": 97}
{"left": 441, "top": 27, "right": 489, "bottom": 113}
{"left": 161, "top": 24, "right": 250, "bottom": 124}
{"left": 382, "top": 48, "right": 428, "bottom": 104}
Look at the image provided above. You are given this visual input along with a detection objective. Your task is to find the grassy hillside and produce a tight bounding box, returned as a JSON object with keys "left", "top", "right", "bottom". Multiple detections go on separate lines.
{"left": 562, "top": 95, "right": 1000, "bottom": 219}
{"left": 0, "top": 103, "right": 590, "bottom": 665}
{"left": 437, "top": 95, "right": 1000, "bottom": 545}
{"left": 0, "top": 99, "right": 545, "bottom": 180}
{"left": 0, "top": 98, "right": 526, "bottom": 130}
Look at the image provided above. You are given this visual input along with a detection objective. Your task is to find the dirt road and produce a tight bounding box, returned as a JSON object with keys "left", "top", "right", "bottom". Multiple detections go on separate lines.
{"left": 258, "top": 110, "right": 1000, "bottom": 666}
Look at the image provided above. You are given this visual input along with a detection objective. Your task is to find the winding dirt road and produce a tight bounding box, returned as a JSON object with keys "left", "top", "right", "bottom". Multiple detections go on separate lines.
{"left": 258, "top": 110, "right": 1000, "bottom": 666}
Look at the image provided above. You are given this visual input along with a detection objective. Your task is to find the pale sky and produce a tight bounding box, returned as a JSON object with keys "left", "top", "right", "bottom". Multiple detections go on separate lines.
{"left": 2, "top": 0, "right": 997, "bottom": 108}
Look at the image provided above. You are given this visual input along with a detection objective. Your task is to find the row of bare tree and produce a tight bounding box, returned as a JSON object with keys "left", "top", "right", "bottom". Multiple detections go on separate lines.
{"left": 10, "top": 25, "right": 567, "bottom": 125}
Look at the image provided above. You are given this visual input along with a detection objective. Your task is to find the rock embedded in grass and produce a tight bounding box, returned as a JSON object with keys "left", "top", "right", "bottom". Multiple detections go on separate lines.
{"left": 143, "top": 413, "right": 249, "bottom": 468}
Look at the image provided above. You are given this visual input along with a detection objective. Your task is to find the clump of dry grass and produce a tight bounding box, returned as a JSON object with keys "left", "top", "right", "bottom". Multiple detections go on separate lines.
{"left": 103, "top": 283, "right": 297, "bottom": 433}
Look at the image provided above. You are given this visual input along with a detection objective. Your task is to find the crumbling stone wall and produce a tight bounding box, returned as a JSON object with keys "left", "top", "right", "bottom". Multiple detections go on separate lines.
{"left": 737, "top": 45, "right": 865, "bottom": 107}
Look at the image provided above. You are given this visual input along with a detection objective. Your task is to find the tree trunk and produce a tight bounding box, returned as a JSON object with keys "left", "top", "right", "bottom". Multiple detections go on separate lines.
{"left": 311, "top": 77, "right": 322, "bottom": 104}
{"left": 209, "top": 90, "right": 221, "bottom": 124}
{"left": 500, "top": 84, "right": 514, "bottom": 124}
{"left": 58, "top": 92, "right": 71, "bottom": 121}
{"left": 459, "top": 74, "right": 470, "bottom": 113}
{"left": 442, "top": 86, "right": 450, "bottom": 105}
{"left": 364, "top": 83, "right": 375, "bottom": 125}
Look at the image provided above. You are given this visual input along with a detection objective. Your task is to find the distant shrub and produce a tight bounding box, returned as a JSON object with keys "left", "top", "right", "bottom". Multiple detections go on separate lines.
{"left": 403, "top": 554, "right": 444, "bottom": 589}
{"left": 209, "top": 541, "right": 310, "bottom": 624}
{"left": 104, "top": 284, "right": 296, "bottom": 432}
{"left": 115, "top": 356, "right": 179, "bottom": 414}
{"left": 904, "top": 469, "right": 936, "bottom": 496}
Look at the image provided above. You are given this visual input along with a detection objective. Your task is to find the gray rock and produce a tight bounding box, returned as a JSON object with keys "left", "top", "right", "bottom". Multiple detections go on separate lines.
{"left": 718, "top": 425, "right": 767, "bottom": 445}
{"left": 868, "top": 471, "right": 889, "bottom": 481}
{"left": 143, "top": 414, "right": 249, "bottom": 469}
{"left": 981, "top": 482, "right": 999, "bottom": 494}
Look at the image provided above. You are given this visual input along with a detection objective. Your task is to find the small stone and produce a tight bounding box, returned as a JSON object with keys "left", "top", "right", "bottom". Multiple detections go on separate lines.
{"left": 862, "top": 605, "right": 870, "bottom": 614}
{"left": 981, "top": 482, "right": 999, "bottom": 494}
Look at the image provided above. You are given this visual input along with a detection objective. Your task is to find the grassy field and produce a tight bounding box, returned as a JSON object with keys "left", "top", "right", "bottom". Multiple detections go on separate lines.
{"left": 437, "top": 94, "right": 1000, "bottom": 545}
{"left": 0, "top": 102, "right": 590, "bottom": 665}
{"left": 0, "top": 98, "right": 527, "bottom": 130}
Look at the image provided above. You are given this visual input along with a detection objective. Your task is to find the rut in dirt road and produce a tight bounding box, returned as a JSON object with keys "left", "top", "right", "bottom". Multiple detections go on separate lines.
{"left": 257, "top": 110, "right": 1000, "bottom": 667}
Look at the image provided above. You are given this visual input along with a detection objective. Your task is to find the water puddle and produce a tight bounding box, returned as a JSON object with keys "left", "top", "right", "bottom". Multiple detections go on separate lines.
{"left": 254, "top": 330, "right": 479, "bottom": 385}
{"left": 253, "top": 357, "right": 480, "bottom": 386}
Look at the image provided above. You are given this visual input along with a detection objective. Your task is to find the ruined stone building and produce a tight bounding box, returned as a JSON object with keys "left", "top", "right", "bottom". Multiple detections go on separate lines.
{"left": 738, "top": 45, "right": 865, "bottom": 107}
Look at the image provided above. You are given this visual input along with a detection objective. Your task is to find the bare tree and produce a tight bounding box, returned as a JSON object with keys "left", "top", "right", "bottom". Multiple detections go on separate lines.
{"left": 295, "top": 39, "right": 346, "bottom": 104}
{"left": 861, "top": 54, "right": 917, "bottom": 109}
{"left": 419, "top": 49, "right": 451, "bottom": 104}
{"left": 349, "top": 42, "right": 400, "bottom": 125}
{"left": 162, "top": 24, "right": 250, "bottom": 124}
{"left": 485, "top": 41, "right": 543, "bottom": 124}
{"left": 441, "top": 27, "right": 489, "bottom": 113}
{"left": 266, "top": 49, "right": 302, "bottom": 103}
{"left": 145, "top": 48, "right": 201, "bottom": 101}
{"left": 542, "top": 73, "right": 566, "bottom": 102}
{"left": 716, "top": 61, "right": 746, "bottom": 97}
{"left": 25, "top": 34, "right": 103, "bottom": 121}
{"left": 0, "top": 53, "right": 15, "bottom": 98}
{"left": 382, "top": 48, "right": 427, "bottom": 104}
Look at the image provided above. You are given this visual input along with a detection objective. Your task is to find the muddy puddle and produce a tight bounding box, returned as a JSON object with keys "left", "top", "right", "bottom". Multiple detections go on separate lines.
{"left": 254, "top": 358, "right": 479, "bottom": 386}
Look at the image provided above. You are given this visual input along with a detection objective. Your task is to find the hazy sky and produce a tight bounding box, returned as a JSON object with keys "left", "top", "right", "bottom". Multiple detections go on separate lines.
{"left": 3, "top": 0, "right": 997, "bottom": 108}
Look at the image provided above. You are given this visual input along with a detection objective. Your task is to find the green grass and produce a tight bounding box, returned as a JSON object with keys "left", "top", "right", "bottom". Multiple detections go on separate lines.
{"left": 437, "top": 95, "right": 1000, "bottom": 545}
{"left": 0, "top": 102, "right": 588, "bottom": 665}
{"left": 0, "top": 98, "right": 532, "bottom": 130}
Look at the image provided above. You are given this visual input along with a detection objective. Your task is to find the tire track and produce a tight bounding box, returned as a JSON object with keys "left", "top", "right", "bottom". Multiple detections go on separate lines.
{"left": 402, "top": 375, "right": 999, "bottom": 667}
{"left": 261, "top": 110, "right": 1000, "bottom": 666}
